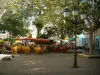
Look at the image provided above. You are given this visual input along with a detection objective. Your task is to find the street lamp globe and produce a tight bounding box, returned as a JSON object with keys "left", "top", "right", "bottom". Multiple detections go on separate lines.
{"left": 64, "top": 8, "right": 70, "bottom": 17}
{"left": 81, "top": 11, "right": 86, "bottom": 19}
{"left": 72, "top": 8, "right": 78, "bottom": 16}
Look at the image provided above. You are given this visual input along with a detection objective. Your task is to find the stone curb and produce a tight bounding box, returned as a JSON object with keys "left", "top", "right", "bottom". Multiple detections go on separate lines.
{"left": 78, "top": 54, "right": 100, "bottom": 59}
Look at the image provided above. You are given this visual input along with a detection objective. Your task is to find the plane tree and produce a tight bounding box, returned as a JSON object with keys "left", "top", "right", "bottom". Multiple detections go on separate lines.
{"left": 80, "top": 0, "right": 100, "bottom": 55}
{"left": 1, "top": 10, "right": 30, "bottom": 38}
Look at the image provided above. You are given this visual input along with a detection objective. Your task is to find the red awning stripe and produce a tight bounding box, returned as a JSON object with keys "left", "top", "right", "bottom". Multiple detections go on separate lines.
{"left": 19, "top": 38, "right": 50, "bottom": 42}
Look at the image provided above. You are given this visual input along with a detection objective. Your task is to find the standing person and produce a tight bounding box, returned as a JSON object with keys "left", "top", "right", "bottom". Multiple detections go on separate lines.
{"left": 84, "top": 44, "right": 89, "bottom": 52}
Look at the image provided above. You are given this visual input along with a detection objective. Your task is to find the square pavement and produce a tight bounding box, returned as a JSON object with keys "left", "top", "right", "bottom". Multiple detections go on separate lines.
{"left": 0, "top": 53, "right": 100, "bottom": 75}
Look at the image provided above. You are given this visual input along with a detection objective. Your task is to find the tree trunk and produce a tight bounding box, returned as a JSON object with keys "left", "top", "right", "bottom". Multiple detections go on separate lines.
{"left": 93, "top": 31, "right": 96, "bottom": 52}
{"left": 36, "top": 30, "right": 40, "bottom": 38}
{"left": 60, "top": 39, "right": 63, "bottom": 46}
{"left": 89, "top": 30, "right": 93, "bottom": 55}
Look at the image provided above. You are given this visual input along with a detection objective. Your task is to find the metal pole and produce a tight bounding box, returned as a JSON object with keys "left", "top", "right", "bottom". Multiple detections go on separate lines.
{"left": 73, "top": 15, "right": 78, "bottom": 68}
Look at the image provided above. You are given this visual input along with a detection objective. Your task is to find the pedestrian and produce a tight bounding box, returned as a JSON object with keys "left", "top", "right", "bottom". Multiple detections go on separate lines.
{"left": 84, "top": 44, "right": 89, "bottom": 52}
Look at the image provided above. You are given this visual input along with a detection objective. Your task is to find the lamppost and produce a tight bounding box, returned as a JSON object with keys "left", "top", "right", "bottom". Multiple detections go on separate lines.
{"left": 64, "top": 8, "right": 87, "bottom": 68}
{"left": 64, "top": 8, "right": 79, "bottom": 68}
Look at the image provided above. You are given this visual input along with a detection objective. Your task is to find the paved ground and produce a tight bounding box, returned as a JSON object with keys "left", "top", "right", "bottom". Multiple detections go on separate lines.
{"left": 0, "top": 53, "right": 100, "bottom": 75}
